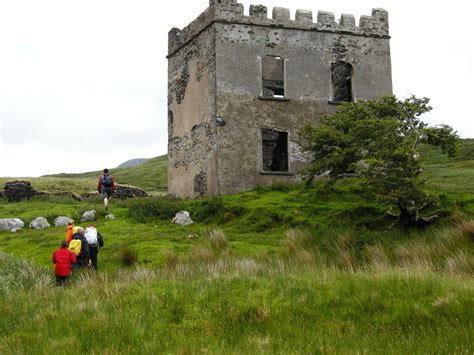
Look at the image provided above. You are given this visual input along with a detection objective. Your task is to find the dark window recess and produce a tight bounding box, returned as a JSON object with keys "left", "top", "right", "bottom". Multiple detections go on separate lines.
{"left": 262, "top": 129, "right": 289, "bottom": 172}
{"left": 262, "top": 56, "right": 284, "bottom": 97}
{"left": 331, "top": 61, "right": 353, "bottom": 102}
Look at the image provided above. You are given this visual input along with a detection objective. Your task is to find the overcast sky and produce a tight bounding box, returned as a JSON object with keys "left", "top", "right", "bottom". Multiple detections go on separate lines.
{"left": 0, "top": 0, "right": 472, "bottom": 177}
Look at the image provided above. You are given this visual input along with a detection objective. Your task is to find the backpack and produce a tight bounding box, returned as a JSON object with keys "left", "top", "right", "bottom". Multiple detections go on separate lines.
{"left": 85, "top": 227, "right": 98, "bottom": 247}
{"left": 102, "top": 175, "right": 113, "bottom": 188}
{"left": 97, "top": 232, "right": 104, "bottom": 248}
{"left": 68, "top": 239, "right": 82, "bottom": 256}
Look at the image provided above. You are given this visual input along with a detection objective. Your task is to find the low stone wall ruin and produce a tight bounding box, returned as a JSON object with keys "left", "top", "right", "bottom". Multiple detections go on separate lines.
{"left": 3, "top": 181, "right": 38, "bottom": 202}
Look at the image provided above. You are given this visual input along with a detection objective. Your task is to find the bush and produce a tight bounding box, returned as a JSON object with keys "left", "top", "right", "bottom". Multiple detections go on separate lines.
{"left": 189, "top": 197, "right": 225, "bottom": 222}
{"left": 127, "top": 197, "right": 184, "bottom": 222}
{"left": 118, "top": 246, "right": 138, "bottom": 267}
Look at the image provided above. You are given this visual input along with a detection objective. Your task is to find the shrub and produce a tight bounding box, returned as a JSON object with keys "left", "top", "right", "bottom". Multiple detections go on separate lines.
{"left": 118, "top": 246, "right": 138, "bottom": 267}
{"left": 128, "top": 197, "right": 184, "bottom": 222}
{"left": 190, "top": 197, "right": 225, "bottom": 222}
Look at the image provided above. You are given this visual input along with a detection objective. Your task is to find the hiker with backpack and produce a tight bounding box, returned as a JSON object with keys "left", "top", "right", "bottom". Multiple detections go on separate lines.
{"left": 97, "top": 168, "right": 115, "bottom": 211}
{"left": 65, "top": 220, "right": 75, "bottom": 244}
{"left": 52, "top": 240, "right": 76, "bottom": 286}
{"left": 70, "top": 227, "right": 91, "bottom": 271}
{"left": 84, "top": 225, "right": 104, "bottom": 271}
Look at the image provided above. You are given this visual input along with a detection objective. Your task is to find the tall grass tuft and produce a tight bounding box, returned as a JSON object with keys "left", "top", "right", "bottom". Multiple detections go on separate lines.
{"left": 281, "top": 229, "right": 315, "bottom": 265}
{"left": 187, "top": 228, "right": 233, "bottom": 265}
{"left": 118, "top": 246, "right": 139, "bottom": 267}
{"left": 206, "top": 227, "right": 230, "bottom": 254}
{"left": 0, "top": 252, "right": 53, "bottom": 295}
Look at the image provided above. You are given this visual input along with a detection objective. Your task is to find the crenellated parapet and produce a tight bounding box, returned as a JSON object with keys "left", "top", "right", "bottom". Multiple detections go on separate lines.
{"left": 168, "top": 1, "right": 389, "bottom": 57}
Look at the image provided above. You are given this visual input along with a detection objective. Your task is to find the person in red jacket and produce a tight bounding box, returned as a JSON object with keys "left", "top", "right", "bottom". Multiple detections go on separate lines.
{"left": 97, "top": 168, "right": 115, "bottom": 211}
{"left": 52, "top": 240, "right": 76, "bottom": 286}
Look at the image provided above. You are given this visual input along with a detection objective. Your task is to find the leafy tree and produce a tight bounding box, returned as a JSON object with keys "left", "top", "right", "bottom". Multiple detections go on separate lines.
{"left": 300, "top": 96, "right": 460, "bottom": 227}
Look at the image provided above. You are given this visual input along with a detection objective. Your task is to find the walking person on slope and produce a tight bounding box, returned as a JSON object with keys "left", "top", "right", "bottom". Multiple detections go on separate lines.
{"left": 84, "top": 225, "right": 104, "bottom": 271}
{"left": 52, "top": 240, "right": 76, "bottom": 286}
{"left": 97, "top": 168, "right": 115, "bottom": 211}
{"left": 71, "top": 227, "right": 91, "bottom": 271}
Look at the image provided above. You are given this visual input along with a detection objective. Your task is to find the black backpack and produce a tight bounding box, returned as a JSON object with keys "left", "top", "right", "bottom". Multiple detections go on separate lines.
{"left": 102, "top": 175, "right": 113, "bottom": 187}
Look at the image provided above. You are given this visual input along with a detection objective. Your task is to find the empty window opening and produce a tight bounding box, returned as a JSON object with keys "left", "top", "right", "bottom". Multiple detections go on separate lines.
{"left": 262, "top": 56, "right": 285, "bottom": 98}
{"left": 331, "top": 61, "right": 353, "bottom": 102}
{"left": 262, "top": 129, "right": 289, "bottom": 172}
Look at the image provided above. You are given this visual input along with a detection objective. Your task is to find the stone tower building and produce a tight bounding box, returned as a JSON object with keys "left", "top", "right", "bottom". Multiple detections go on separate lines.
{"left": 167, "top": 0, "right": 392, "bottom": 198}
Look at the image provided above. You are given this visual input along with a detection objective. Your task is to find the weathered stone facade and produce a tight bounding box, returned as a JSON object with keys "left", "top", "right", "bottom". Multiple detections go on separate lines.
{"left": 168, "top": 0, "right": 392, "bottom": 198}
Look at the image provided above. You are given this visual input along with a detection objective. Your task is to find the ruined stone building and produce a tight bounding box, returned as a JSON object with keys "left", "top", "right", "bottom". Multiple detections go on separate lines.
{"left": 167, "top": 0, "right": 392, "bottom": 198}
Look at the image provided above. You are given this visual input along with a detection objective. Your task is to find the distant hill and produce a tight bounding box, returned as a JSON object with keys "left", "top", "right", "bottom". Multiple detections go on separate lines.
{"left": 40, "top": 155, "right": 168, "bottom": 193}
{"left": 117, "top": 158, "right": 150, "bottom": 169}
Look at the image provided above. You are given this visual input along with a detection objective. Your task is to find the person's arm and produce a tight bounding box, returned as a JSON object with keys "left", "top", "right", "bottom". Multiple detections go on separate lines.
{"left": 97, "top": 232, "right": 104, "bottom": 248}
{"left": 52, "top": 252, "right": 57, "bottom": 264}
{"left": 97, "top": 177, "right": 102, "bottom": 192}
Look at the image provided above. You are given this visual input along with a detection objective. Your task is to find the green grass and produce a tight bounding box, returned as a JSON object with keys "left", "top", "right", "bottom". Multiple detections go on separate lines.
{"left": 1, "top": 228, "right": 473, "bottom": 353}
{"left": 0, "top": 140, "right": 473, "bottom": 352}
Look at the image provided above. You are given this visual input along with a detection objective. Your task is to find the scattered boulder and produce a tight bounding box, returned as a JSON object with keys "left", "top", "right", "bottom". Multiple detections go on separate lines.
{"left": 187, "top": 234, "right": 198, "bottom": 239}
{"left": 113, "top": 184, "right": 149, "bottom": 199}
{"left": 81, "top": 210, "right": 96, "bottom": 222}
{"left": 29, "top": 217, "right": 50, "bottom": 230}
{"left": 172, "top": 211, "right": 193, "bottom": 226}
{"left": 105, "top": 214, "right": 116, "bottom": 220}
{"left": 0, "top": 218, "right": 25, "bottom": 232}
{"left": 54, "top": 216, "right": 74, "bottom": 227}
{"left": 3, "top": 180, "right": 38, "bottom": 202}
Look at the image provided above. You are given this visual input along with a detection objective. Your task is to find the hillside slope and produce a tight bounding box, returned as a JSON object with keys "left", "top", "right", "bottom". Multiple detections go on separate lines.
{"left": 41, "top": 155, "right": 167, "bottom": 193}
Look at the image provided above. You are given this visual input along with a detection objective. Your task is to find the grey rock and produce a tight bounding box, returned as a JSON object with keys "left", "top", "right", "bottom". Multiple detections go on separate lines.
{"left": 105, "top": 214, "right": 116, "bottom": 220}
{"left": 81, "top": 210, "right": 97, "bottom": 222}
{"left": 54, "top": 216, "right": 74, "bottom": 227}
{"left": 29, "top": 217, "right": 50, "bottom": 230}
{"left": 0, "top": 218, "right": 25, "bottom": 232}
{"left": 172, "top": 211, "right": 193, "bottom": 226}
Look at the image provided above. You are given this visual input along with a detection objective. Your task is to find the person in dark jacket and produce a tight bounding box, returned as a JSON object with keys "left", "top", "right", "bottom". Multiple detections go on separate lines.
{"left": 97, "top": 168, "right": 115, "bottom": 211}
{"left": 72, "top": 227, "right": 91, "bottom": 271}
{"left": 52, "top": 240, "right": 76, "bottom": 286}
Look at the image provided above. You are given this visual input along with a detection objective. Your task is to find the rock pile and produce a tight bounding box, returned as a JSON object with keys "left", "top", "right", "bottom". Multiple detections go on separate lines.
{"left": 113, "top": 184, "right": 149, "bottom": 199}
{"left": 3, "top": 181, "right": 38, "bottom": 202}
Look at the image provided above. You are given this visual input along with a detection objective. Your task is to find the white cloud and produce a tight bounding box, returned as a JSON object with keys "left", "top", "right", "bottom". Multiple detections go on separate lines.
{"left": 1, "top": 0, "right": 472, "bottom": 176}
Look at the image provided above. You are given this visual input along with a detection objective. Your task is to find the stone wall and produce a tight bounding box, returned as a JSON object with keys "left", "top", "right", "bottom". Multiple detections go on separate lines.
{"left": 167, "top": 17, "right": 219, "bottom": 198}
{"left": 112, "top": 184, "right": 149, "bottom": 199}
{"left": 3, "top": 181, "right": 38, "bottom": 202}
